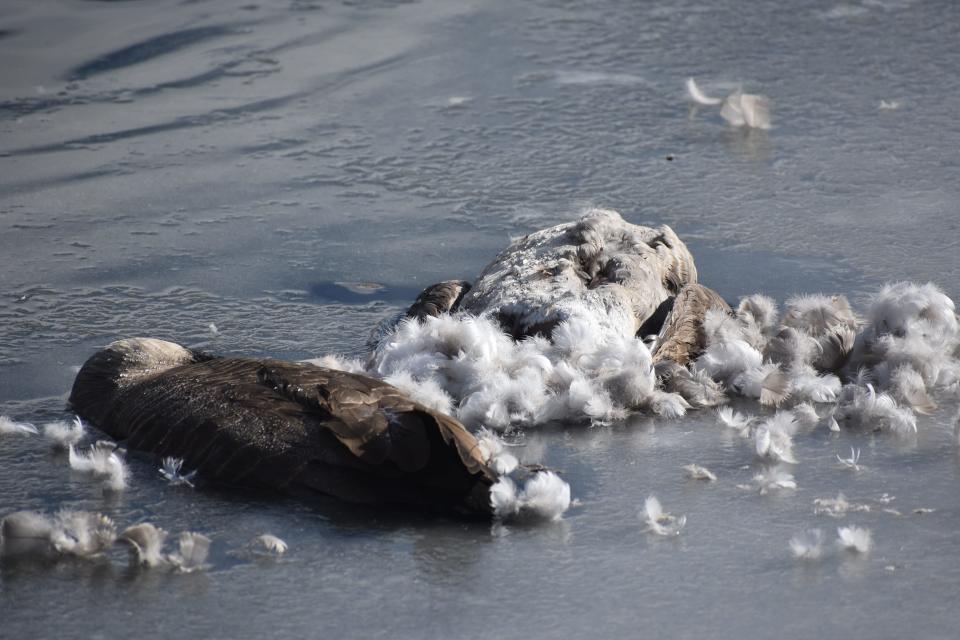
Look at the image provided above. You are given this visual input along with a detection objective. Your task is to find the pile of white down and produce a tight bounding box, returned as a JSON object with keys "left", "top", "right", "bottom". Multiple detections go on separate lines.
{"left": 361, "top": 314, "right": 687, "bottom": 431}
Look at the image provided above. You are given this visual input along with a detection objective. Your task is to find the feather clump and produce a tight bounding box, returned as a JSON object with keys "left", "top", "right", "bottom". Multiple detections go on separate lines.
{"left": 683, "top": 464, "right": 717, "bottom": 481}
{"left": 254, "top": 534, "right": 288, "bottom": 555}
{"left": 42, "top": 417, "right": 85, "bottom": 450}
{"left": 490, "top": 471, "right": 571, "bottom": 521}
{"left": 753, "top": 466, "right": 796, "bottom": 494}
{"left": 789, "top": 528, "right": 824, "bottom": 560}
{"left": 1, "top": 510, "right": 115, "bottom": 558}
{"left": 836, "top": 526, "right": 872, "bottom": 554}
{"left": 0, "top": 415, "right": 38, "bottom": 436}
{"left": 642, "top": 496, "right": 686, "bottom": 536}
{"left": 69, "top": 441, "right": 128, "bottom": 492}
{"left": 370, "top": 312, "right": 680, "bottom": 430}
{"left": 167, "top": 532, "right": 212, "bottom": 573}
{"left": 686, "top": 78, "right": 771, "bottom": 129}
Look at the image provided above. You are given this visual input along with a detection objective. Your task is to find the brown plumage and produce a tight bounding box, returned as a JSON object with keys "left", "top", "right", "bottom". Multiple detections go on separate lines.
{"left": 69, "top": 338, "right": 495, "bottom": 515}
{"left": 406, "top": 280, "right": 472, "bottom": 319}
{"left": 652, "top": 284, "right": 732, "bottom": 366}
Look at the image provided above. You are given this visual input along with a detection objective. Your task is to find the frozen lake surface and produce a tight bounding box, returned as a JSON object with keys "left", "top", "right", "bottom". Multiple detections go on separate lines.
{"left": 2, "top": 0, "right": 959, "bottom": 637}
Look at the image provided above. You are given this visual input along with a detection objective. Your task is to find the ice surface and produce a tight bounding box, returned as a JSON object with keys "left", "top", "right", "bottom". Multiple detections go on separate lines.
{"left": 2, "top": 0, "right": 960, "bottom": 638}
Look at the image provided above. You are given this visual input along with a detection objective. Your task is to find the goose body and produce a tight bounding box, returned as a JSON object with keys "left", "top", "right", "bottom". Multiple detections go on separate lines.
{"left": 70, "top": 338, "right": 496, "bottom": 515}
{"left": 452, "top": 209, "right": 697, "bottom": 340}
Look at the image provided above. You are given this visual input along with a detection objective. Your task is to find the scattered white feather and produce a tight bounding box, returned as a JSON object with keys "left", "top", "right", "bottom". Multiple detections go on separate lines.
{"left": 168, "top": 532, "right": 211, "bottom": 573}
{"left": 720, "top": 89, "right": 771, "bottom": 129}
{"left": 642, "top": 496, "right": 686, "bottom": 536}
{"left": 715, "top": 406, "right": 753, "bottom": 437}
{"left": 490, "top": 476, "right": 519, "bottom": 518}
{"left": 753, "top": 466, "right": 796, "bottom": 494}
{"left": 0, "top": 415, "right": 38, "bottom": 436}
{"left": 913, "top": 507, "right": 935, "bottom": 515}
{"left": 789, "top": 529, "right": 824, "bottom": 560}
{"left": 119, "top": 523, "right": 169, "bottom": 567}
{"left": 69, "top": 441, "right": 128, "bottom": 492}
{"left": 49, "top": 510, "right": 117, "bottom": 557}
{"left": 815, "top": 493, "right": 870, "bottom": 518}
{"left": 160, "top": 457, "right": 197, "bottom": 488}
{"left": 836, "top": 447, "right": 862, "bottom": 471}
{"left": 254, "top": 534, "right": 288, "bottom": 555}
{"left": 208, "top": 323, "right": 219, "bottom": 336}
{"left": 686, "top": 77, "right": 722, "bottom": 105}
{"left": 836, "top": 526, "right": 872, "bottom": 554}
{"left": 754, "top": 411, "right": 798, "bottom": 464}
{"left": 683, "top": 464, "right": 717, "bottom": 482}
{"left": 879, "top": 100, "right": 900, "bottom": 110}
{"left": 517, "top": 472, "right": 571, "bottom": 521}
{"left": 42, "top": 417, "right": 85, "bottom": 450}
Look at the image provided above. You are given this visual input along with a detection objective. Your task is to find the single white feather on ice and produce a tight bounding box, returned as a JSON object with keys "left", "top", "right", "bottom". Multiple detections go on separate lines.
{"left": 159, "top": 457, "right": 197, "bottom": 487}
{"left": 642, "top": 496, "right": 686, "bottom": 536}
{"left": 255, "top": 534, "right": 288, "bottom": 555}
{"left": 836, "top": 447, "right": 861, "bottom": 471}
{"left": 686, "top": 77, "right": 722, "bottom": 105}
{"left": 168, "top": 532, "right": 211, "bottom": 572}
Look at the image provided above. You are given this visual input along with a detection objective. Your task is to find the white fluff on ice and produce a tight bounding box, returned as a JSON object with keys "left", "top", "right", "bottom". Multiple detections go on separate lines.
{"left": 789, "top": 529, "right": 824, "bottom": 560}
{"left": 753, "top": 466, "right": 796, "bottom": 494}
{"left": 490, "top": 472, "right": 571, "bottom": 521}
{"left": 168, "top": 532, "right": 211, "bottom": 573}
{"left": 42, "top": 417, "right": 85, "bottom": 450}
{"left": 159, "top": 457, "right": 197, "bottom": 488}
{"left": 683, "top": 464, "right": 717, "bottom": 481}
{"left": 686, "top": 78, "right": 771, "bottom": 129}
{"left": 642, "top": 496, "right": 686, "bottom": 536}
{"left": 0, "top": 416, "right": 38, "bottom": 436}
{"left": 254, "top": 534, "right": 288, "bottom": 555}
{"left": 836, "top": 447, "right": 862, "bottom": 471}
{"left": 1, "top": 510, "right": 115, "bottom": 558}
{"left": 754, "top": 411, "right": 798, "bottom": 464}
{"left": 119, "top": 523, "right": 170, "bottom": 567}
{"left": 837, "top": 526, "right": 872, "bottom": 554}
{"left": 69, "top": 441, "right": 128, "bottom": 491}
{"left": 370, "top": 313, "right": 680, "bottom": 429}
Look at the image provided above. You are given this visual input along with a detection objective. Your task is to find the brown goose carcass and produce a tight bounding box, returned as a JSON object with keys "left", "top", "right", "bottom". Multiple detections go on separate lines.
{"left": 69, "top": 338, "right": 498, "bottom": 515}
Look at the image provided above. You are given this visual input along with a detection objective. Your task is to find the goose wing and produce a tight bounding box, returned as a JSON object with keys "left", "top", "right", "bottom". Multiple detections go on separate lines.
{"left": 652, "top": 284, "right": 732, "bottom": 366}
{"left": 70, "top": 341, "right": 493, "bottom": 513}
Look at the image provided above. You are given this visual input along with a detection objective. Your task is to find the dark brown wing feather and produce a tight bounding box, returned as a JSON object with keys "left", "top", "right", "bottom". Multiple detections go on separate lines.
{"left": 652, "top": 284, "right": 732, "bottom": 366}
{"left": 70, "top": 342, "right": 493, "bottom": 515}
{"left": 406, "top": 280, "right": 472, "bottom": 319}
